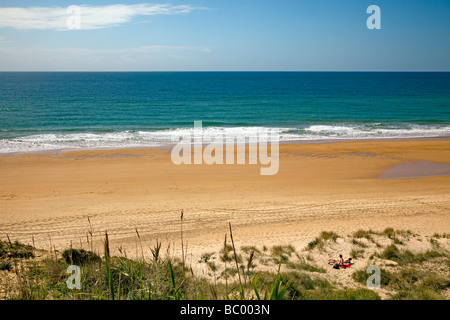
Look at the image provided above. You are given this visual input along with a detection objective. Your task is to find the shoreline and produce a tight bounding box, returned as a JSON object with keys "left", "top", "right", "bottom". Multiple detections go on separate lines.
{"left": 1, "top": 135, "right": 450, "bottom": 157}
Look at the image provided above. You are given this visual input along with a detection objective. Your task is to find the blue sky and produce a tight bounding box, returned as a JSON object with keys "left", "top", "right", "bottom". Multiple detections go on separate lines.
{"left": 0, "top": 0, "right": 449, "bottom": 71}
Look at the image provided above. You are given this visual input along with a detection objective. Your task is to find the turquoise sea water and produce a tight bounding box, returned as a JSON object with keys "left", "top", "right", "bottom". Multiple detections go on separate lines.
{"left": 0, "top": 72, "right": 449, "bottom": 153}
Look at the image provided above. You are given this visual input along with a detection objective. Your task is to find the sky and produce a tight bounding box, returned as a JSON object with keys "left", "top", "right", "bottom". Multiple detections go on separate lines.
{"left": 0, "top": 0, "right": 449, "bottom": 71}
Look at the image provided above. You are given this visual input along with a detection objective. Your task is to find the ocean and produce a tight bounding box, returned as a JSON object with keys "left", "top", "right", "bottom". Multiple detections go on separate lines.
{"left": 0, "top": 72, "right": 449, "bottom": 154}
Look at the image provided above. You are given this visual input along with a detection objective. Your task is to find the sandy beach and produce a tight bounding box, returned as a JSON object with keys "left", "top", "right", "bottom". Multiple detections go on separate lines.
{"left": 0, "top": 139, "right": 449, "bottom": 261}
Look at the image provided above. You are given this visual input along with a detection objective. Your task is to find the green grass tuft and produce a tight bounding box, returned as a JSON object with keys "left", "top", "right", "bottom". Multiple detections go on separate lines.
{"left": 0, "top": 240, "right": 34, "bottom": 259}
{"left": 306, "top": 231, "right": 339, "bottom": 251}
{"left": 286, "top": 261, "right": 326, "bottom": 273}
{"left": 377, "top": 245, "right": 447, "bottom": 266}
{"left": 62, "top": 249, "right": 101, "bottom": 265}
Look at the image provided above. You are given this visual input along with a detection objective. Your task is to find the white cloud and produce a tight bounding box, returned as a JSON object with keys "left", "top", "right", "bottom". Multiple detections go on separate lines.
{"left": 0, "top": 3, "right": 196, "bottom": 31}
{"left": 0, "top": 45, "right": 211, "bottom": 55}
{"left": 0, "top": 45, "right": 213, "bottom": 71}
{"left": 0, "top": 36, "right": 11, "bottom": 44}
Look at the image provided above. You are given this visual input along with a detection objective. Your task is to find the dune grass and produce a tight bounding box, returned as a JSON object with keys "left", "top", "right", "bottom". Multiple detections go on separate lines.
{"left": 0, "top": 226, "right": 448, "bottom": 300}
{"left": 0, "top": 239, "right": 34, "bottom": 260}
{"left": 306, "top": 231, "right": 339, "bottom": 252}
{"left": 376, "top": 244, "right": 447, "bottom": 266}
{"left": 286, "top": 261, "right": 326, "bottom": 273}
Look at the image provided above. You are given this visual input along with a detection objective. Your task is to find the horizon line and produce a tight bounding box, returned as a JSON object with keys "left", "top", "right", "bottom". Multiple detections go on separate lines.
{"left": 1, "top": 70, "right": 449, "bottom": 73}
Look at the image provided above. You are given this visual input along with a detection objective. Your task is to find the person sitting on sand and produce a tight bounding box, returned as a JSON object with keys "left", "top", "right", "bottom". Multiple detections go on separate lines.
{"left": 328, "top": 254, "right": 345, "bottom": 265}
{"left": 342, "top": 257, "right": 355, "bottom": 268}
{"left": 328, "top": 255, "right": 355, "bottom": 267}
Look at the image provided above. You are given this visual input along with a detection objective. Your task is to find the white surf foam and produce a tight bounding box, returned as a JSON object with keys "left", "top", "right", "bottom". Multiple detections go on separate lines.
{"left": 1, "top": 124, "right": 449, "bottom": 154}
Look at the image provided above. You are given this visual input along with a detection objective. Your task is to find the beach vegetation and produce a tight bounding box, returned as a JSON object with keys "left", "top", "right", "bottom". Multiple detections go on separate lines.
{"left": 350, "top": 248, "right": 365, "bottom": 259}
{"left": 306, "top": 231, "right": 339, "bottom": 251}
{"left": 388, "top": 269, "right": 450, "bottom": 300}
{"left": 0, "top": 239, "right": 34, "bottom": 259}
{"left": 61, "top": 249, "right": 101, "bottom": 265}
{"left": 352, "top": 267, "right": 392, "bottom": 286}
{"left": 286, "top": 260, "right": 326, "bottom": 273}
{"left": 432, "top": 233, "right": 450, "bottom": 239}
{"left": 241, "top": 246, "right": 261, "bottom": 254}
{"left": 351, "top": 239, "right": 368, "bottom": 248}
{"left": 352, "top": 229, "right": 378, "bottom": 242}
{"left": 376, "top": 244, "right": 447, "bottom": 266}
{"left": 0, "top": 261, "right": 12, "bottom": 271}
{"left": 271, "top": 245, "right": 296, "bottom": 263}
{"left": 1, "top": 227, "right": 449, "bottom": 301}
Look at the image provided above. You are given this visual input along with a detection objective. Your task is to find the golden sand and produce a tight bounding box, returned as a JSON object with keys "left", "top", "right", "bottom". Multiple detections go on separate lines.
{"left": 0, "top": 140, "right": 449, "bottom": 260}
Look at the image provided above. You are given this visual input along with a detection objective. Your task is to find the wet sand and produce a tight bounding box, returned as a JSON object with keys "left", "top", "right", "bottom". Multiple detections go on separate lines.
{"left": 0, "top": 139, "right": 449, "bottom": 260}
{"left": 379, "top": 161, "right": 450, "bottom": 179}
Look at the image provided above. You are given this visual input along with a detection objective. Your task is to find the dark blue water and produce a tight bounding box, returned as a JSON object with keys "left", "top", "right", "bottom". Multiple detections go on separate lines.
{"left": 0, "top": 72, "right": 449, "bottom": 153}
